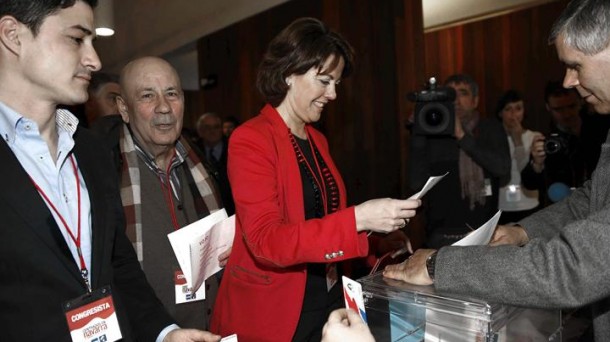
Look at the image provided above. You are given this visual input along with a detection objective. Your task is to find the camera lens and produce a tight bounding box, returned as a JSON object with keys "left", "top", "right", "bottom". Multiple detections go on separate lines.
{"left": 544, "top": 138, "right": 561, "bottom": 155}
{"left": 424, "top": 110, "right": 444, "bottom": 127}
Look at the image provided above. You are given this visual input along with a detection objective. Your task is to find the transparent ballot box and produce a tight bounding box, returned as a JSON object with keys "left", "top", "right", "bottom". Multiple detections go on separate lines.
{"left": 359, "top": 272, "right": 562, "bottom": 341}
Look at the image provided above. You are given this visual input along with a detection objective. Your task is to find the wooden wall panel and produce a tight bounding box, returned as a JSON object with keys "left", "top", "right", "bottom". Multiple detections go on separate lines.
{"left": 424, "top": 0, "right": 569, "bottom": 133}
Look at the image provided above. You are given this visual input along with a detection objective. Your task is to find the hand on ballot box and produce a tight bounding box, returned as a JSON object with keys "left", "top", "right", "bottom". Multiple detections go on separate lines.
{"left": 383, "top": 249, "right": 436, "bottom": 285}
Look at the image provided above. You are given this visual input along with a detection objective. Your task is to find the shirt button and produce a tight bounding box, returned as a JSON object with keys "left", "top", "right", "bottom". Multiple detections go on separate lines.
{"left": 338, "top": 251, "right": 344, "bottom": 257}
{"left": 331, "top": 252, "right": 338, "bottom": 258}
{"left": 325, "top": 254, "right": 331, "bottom": 260}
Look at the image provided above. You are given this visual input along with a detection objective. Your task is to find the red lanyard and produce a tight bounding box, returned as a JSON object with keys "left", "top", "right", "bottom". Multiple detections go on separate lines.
{"left": 29, "top": 155, "right": 90, "bottom": 292}
{"left": 158, "top": 150, "right": 180, "bottom": 230}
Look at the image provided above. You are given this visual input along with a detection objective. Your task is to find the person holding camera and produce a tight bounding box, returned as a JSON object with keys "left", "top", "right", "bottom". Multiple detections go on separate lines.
{"left": 496, "top": 90, "right": 542, "bottom": 224}
{"left": 408, "top": 74, "right": 510, "bottom": 248}
{"left": 521, "top": 81, "right": 610, "bottom": 205}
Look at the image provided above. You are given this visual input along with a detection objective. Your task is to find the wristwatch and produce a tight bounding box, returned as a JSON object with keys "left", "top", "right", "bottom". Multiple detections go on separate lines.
{"left": 426, "top": 251, "right": 438, "bottom": 282}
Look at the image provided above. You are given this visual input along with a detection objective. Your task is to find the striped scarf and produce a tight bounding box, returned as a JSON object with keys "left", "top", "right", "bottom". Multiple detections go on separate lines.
{"left": 119, "top": 124, "right": 221, "bottom": 262}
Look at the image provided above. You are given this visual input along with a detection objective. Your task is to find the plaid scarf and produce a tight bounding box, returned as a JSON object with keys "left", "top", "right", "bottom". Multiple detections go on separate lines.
{"left": 459, "top": 111, "right": 486, "bottom": 210}
{"left": 119, "top": 124, "right": 221, "bottom": 262}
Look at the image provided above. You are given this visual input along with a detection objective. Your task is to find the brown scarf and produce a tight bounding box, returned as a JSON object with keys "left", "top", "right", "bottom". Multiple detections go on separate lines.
{"left": 458, "top": 111, "right": 486, "bottom": 210}
{"left": 118, "top": 124, "right": 221, "bottom": 263}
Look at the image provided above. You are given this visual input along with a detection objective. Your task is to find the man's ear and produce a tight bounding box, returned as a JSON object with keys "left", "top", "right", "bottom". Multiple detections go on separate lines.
{"left": 116, "top": 95, "right": 130, "bottom": 123}
{"left": 473, "top": 95, "right": 479, "bottom": 108}
{"left": 0, "top": 16, "right": 23, "bottom": 55}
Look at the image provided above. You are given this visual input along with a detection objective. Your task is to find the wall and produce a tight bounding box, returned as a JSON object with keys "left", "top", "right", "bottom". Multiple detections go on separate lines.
{"left": 423, "top": 0, "right": 569, "bottom": 133}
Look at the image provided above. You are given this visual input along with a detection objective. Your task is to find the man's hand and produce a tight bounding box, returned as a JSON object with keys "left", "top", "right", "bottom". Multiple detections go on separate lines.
{"left": 218, "top": 247, "right": 232, "bottom": 268}
{"left": 163, "top": 329, "right": 221, "bottom": 342}
{"left": 383, "top": 249, "right": 436, "bottom": 285}
{"left": 490, "top": 225, "right": 529, "bottom": 246}
{"left": 321, "top": 309, "right": 374, "bottom": 342}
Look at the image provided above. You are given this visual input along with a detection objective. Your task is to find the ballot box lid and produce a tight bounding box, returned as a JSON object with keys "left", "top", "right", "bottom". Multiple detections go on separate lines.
{"left": 359, "top": 272, "right": 520, "bottom": 333}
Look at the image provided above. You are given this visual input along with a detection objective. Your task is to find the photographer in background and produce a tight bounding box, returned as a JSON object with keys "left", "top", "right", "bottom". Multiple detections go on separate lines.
{"left": 521, "top": 81, "right": 610, "bottom": 205}
{"left": 408, "top": 74, "right": 510, "bottom": 248}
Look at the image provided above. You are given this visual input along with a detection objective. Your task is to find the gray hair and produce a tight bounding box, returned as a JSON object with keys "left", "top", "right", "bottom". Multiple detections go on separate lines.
{"left": 196, "top": 112, "right": 221, "bottom": 128}
{"left": 549, "top": 0, "right": 610, "bottom": 55}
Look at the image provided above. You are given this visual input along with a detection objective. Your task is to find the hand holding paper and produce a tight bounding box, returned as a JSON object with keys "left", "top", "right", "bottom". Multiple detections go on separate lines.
{"left": 167, "top": 210, "right": 235, "bottom": 294}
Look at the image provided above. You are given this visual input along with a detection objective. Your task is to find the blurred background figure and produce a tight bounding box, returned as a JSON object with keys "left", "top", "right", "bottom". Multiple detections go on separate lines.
{"left": 408, "top": 74, "right": 510, "bottom": 248}
{"left": 496, "top": 90, "right": 541, "bottom": 224}
{"left": 222, "top": 115, "right": 240, "bottom": 139}
{"left": 196, "top": 112, "right": 235, "bottom": 216}
{"left": 521, "top": 81, "right": 610, "bottom": 205}
{"left": 84, "top": 72, "right": 120, "bottom": 126}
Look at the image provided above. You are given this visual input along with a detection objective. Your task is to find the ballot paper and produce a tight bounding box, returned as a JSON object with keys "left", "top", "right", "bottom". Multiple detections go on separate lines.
{"left": 452, "top": 210, "right": 502, "bottom": 246}
{"left": 408, "top": 172, "right": 449, "bottom": 200}
{"left": 167, "top": 210, "right": 235, "bottom": 292}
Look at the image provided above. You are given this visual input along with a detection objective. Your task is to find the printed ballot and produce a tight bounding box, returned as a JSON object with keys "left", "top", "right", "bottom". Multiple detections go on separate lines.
{"left": 343, "top": 276, "right": 368, "bottom": 324}
{"left": 168, "top": 209, "right": 235, "bottom": 294}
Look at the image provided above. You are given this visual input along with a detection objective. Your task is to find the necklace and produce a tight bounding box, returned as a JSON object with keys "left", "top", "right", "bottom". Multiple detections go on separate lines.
{"left": 288, "top": 129, "right": 340, "bottom": 217}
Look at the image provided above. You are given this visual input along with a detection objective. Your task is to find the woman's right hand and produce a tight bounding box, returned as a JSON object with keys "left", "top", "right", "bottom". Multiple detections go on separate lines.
{"left": 354, "top": 198, "right": 421, "bottom": 233}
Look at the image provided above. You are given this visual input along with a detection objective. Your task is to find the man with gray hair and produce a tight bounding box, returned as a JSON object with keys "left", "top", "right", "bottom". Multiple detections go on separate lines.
{"left": 386, "top": 0, "right": 610, "bottom": 340}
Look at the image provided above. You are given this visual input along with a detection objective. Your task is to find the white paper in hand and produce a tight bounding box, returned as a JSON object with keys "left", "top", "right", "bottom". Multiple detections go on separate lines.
{"left": 168, "top": 210, "right": 235, "bottom": 292}
{"left": 408, "top": 172, "right": 449, "bottom": 200}
{"left": 452, "top": 210, "right": 502, "bottom": 246}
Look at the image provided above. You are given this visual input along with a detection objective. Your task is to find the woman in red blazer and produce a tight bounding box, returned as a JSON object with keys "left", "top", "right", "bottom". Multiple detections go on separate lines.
{"left": 210, "top": 17, "right": 421, "bottom": 342}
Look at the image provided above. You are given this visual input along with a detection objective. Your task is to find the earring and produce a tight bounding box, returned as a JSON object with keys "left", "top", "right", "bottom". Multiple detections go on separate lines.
{"left": 286, "top": 78, "right": 291, "bottom": 86}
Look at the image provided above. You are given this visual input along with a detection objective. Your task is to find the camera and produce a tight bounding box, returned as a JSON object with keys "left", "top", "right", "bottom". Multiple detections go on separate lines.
{"left": 408, "top": 77, "right": 456, "bottom": 135}
{"left": 544, "top": 133, "right": 567, "bottom": 155}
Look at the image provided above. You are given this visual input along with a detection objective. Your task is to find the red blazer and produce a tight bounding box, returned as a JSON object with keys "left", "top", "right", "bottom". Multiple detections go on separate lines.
{"left": 210, "top": 104, "right": 369, "bottom": 341}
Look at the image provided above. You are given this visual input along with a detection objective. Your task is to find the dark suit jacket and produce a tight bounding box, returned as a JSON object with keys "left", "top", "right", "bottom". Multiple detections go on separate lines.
{"left": 0, "top": 128, "right": 174, "bottom": 341}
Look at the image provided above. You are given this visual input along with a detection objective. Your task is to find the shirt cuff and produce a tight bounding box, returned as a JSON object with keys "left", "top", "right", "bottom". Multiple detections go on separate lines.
{"left": 156, "top": 324, "right": 180, "bottom": 342}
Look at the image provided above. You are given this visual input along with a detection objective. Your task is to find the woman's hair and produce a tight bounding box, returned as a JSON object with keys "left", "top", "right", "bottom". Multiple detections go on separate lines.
{"left": 257, "top": 17, "right": 355, "bottom": 107}
{"left": 495, "top": 89, "right": 523, "bottom": 119}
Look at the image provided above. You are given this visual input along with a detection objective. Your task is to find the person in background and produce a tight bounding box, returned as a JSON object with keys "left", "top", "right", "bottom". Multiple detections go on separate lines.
{"left": 84, "top": 71, "right": 120, "bottom": 126}
{"left": 196, "top": 112, "right": 234, "bottom": 215}
{"left": 210, "top": 17, "right": 421, "bottom": 342}
{"left": 95, "top": 56, "right": 231, "bottom": 331}
{"left": 222, "top": 115, "right": 239, "bottom": 139}
{"left": 0, "top": 0, "right": 218, "bottom": 341}
{"left": 321, "top": 309, "right": 375, "bottom": 342}
{"left": 384, "top": 1, "right": 610, "bottom": 340}
{"left": 521, "top": 81, "right": 610, "bottom": 204}
{"left": 408, "top": 74, "right": 510, "bottom": 248}
{"left": 496, "top": 90, "right": 541, "bottom": 224}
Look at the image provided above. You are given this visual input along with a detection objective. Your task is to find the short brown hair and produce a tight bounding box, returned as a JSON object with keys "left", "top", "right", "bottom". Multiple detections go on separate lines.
{"left": 257, "top": 17, "right": 355, "bottom": 107}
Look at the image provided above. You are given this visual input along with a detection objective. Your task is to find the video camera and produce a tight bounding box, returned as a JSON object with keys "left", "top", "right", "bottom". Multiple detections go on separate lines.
{"left": 408, "top": 77, "right": 456, "bottom": 135}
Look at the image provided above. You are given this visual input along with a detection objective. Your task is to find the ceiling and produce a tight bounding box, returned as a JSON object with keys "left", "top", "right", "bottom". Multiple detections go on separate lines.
{"left": 94, "top": 0, "right": 558, "bottom": 90}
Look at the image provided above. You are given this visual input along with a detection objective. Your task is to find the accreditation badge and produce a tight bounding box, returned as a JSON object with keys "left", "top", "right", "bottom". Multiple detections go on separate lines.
{"left": 63, "top": 285, "right": 122, "bottom": 342}
{"left": 174, "top": 270, "right": 205, "bottom": 304}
